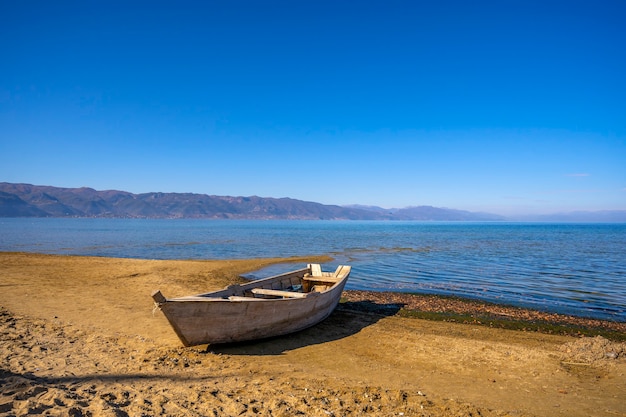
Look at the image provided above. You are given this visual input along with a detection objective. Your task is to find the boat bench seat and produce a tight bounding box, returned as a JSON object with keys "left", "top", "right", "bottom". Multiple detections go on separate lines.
{"left": 302, "top": 276, "right": 339, "bottom": 293}
{"left": 302, "top": 275, "right": 341, "bottom": 283}
{"left": 302, "top": 265, "right": 350, "bottom": 292}
{"left": 304, "top": 265, "right": 350, "bottom": 282}
{"left": 250, "top": 288, "right": 308, "bottom": 298}
{"left": 303, "top": 276, "right": 339, "bottom": 291}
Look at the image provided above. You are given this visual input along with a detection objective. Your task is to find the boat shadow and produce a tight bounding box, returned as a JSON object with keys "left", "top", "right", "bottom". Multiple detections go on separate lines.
{"left": 207, "top": 300, "right": 403, "bottom": 356}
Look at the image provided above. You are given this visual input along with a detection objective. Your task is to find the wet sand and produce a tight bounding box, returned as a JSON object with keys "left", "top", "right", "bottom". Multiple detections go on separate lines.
{"left": 1, "top": 252, "right": 625, "bottom": 416}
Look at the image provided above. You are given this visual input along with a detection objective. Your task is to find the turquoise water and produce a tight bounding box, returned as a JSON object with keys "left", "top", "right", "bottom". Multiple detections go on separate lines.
{"left": 1, "top": 218, "right": 625, "bottom": 321}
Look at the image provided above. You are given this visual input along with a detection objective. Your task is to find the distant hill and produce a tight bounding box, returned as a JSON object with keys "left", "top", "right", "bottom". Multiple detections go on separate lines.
{"left": 0, "top": 182, "right": 498, "bottom": 221}
{"left": 510, "top": 211, "right": 626, "bottom": 223}
{"left": 343, "top": 204, "right": 505, "bottom": 221}
{"left": 346, "top": 204, "right": 626, "bottom": 223}
{"left": 0, "top": 183, "right": 381, "bottom": 220}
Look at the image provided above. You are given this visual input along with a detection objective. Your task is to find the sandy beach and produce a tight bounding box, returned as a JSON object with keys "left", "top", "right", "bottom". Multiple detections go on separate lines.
{"left": 1, "top": 252, "right": 625, "bottom": 417}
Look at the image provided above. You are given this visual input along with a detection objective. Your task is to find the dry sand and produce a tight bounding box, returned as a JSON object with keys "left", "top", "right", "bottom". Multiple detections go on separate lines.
{"left": 1, "top": 252, "right": 625, "bottom": 417}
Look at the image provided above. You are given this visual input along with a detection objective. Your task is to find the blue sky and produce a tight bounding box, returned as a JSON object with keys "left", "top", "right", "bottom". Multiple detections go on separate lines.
{"left": 1, "top": 1, "right": 625, "bottom": 215}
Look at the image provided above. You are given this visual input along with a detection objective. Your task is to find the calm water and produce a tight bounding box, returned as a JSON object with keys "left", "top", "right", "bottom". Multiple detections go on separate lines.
{"left": 1, "top": 218, "right": 625, "bottom": 322}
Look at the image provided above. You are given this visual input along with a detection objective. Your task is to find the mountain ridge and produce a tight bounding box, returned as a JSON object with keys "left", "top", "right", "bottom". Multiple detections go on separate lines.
{"left": 2, "top": 183, "right": 624, "bottom": 221}
{"left": 0, "top": 183, "right": 505, "bottom": 221}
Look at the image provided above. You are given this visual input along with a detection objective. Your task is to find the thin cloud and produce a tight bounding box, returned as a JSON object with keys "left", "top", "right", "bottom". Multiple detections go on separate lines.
{"left": 537, "top": 188, "right": 604, "bottom": 195}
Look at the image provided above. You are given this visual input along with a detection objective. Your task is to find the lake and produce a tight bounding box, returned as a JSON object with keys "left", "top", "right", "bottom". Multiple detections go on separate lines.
{"left": 1, "top": 218, "right": 625, "bottom": 321}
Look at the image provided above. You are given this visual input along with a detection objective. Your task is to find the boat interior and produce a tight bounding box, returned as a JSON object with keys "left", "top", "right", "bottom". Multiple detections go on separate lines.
{"left": 169, "top": 264, "right": 351, "bottom": 301}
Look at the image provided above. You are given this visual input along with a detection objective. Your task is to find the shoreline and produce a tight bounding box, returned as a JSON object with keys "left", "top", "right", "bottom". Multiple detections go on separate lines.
{"left": 2, "top": 251, "right": 623, "bottom": 333}
{"left": 2, "top": 251, "right": 625, "bottom": 416}
{"left": 342, "top": 290, "right": 626, "bottom": 340}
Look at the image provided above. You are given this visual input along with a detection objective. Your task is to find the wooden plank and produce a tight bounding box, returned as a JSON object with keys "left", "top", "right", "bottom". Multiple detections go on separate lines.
{"left": 237, "top": 267, "right": 309, "bottom": 291}
{"left": 334, "top": 265, "right": 351, "bottom": 279}
{"left": 250, "top": 288, "right": 308, "bottom": 298}
{"left": 310, "top": 263, "right": 322, "bottom": 276}
{"left": 310, "top": 284, "right": 330, "bottom": 292}
{"left": 228, "top": 296, "right": 266, "bottom": 301}
{"left": 152, "top": 290, "right": 167, "bottom": 303}
{"left": 170, "top": 295, "right": 216, "bottom": 301}
{"left": 302, "top": 276, "right": 341, "bottom": 283}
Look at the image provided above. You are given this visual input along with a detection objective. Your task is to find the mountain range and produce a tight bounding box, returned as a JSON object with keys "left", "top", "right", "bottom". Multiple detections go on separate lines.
{"left": 1, "top": 183, "right": 624, "bottom": 222}
{"left": 0, "top": 183, "right": 505, "bottom": 220}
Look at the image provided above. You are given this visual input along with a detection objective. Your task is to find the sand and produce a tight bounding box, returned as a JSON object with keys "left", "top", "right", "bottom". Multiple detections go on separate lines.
{"left": 1, "top": 252, "right": 625, "bottom": 417}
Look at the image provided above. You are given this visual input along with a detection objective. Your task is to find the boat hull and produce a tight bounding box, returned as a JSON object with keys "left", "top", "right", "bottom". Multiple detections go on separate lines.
{"left": 153, "top": 265, "right": 350, "bottom": 346}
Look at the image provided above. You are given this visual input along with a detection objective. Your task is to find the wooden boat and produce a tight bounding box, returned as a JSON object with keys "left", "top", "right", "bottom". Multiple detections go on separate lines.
{"left": 152, "top": 264, "right": 351, "bottom": 346}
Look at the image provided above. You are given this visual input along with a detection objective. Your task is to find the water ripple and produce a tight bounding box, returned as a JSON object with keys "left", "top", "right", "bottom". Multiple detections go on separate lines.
{"left": 1, "top": 219, "right": 625, "bottom": 321}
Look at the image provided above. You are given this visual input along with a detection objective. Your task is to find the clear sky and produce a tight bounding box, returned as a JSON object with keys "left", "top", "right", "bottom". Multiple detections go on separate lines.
{"left": 2, "top": 1, "right": 625, "bottom": 215}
